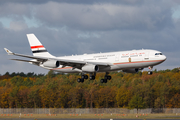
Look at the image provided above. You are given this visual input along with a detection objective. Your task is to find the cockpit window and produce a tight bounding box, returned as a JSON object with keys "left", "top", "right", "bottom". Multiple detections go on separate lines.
{"left": 155, "top": 53, "right": 163, "bottom": 55}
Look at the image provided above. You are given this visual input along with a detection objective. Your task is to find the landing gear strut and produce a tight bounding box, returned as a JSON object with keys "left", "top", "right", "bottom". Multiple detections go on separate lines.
{"left": 148, "top": 66, "right": 153, "bottom": 75}
{"left": 90, "top": 73, "right": 96, "bottom": 80}
{"left": 148, "top": 71, "right": 153, "bottom": 75}
{"left": 100, "top": 72, "right": 111, "bottom": 83}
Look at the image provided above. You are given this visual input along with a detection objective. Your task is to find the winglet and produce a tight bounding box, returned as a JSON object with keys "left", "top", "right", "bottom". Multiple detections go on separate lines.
{"left": 4, "top": 48, "right": 14, "bottom": 55}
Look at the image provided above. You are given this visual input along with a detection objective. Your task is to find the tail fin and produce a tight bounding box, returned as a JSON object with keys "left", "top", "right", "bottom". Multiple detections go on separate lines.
{"left": 27, "top": 34, "right": 54, "bottom": 58}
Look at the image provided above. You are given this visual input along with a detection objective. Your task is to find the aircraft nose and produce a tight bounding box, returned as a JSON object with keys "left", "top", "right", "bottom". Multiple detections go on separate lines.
{"left": 162, "top": 55, "right": 166, "bottom": 61}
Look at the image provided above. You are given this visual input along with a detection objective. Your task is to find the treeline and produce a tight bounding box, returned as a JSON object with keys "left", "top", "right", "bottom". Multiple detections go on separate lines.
{"left": 0, "top": 72, "right": 45, "bottom": 79}
{"left": 0, "top": 68, "right": 180, "bottom": 109}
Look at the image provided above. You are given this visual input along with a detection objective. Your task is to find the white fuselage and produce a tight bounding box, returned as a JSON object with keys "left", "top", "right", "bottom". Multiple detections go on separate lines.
{"left": 40, "top": 49, "right": 166, "bottom": 73}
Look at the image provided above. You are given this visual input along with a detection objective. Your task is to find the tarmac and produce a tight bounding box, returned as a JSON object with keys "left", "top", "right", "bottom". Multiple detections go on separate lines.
{"left": 1, "top": 118, "right": 180, "bottom": 120}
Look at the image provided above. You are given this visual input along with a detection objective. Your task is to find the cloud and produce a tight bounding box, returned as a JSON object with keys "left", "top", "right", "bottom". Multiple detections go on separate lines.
{"left": 0, "top": 0, "right": 180, "bottom": 75}
{"left": 31, "top": 1, "right": 174, "bottom": 32}
{"left": 0, "top": 0, "right": 143, "bottom": 5}
{"left": 8, "top": 21, "right": 28, "bottom": 31}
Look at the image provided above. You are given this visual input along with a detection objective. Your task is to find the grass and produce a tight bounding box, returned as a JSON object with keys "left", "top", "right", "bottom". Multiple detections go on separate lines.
{"left": 0, "top": 113, "right": 180, "bottom": 119}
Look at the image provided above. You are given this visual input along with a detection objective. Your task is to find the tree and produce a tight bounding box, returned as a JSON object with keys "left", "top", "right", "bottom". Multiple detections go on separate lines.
{"left": 9, "top": 86, "right": 19, "bottom": 108}
{"left": 68, "top": 87, "right": 82, "bottom": 108}
{"left": 128, "top": 95, "right": 145, "bottom": 113}
{"left": 166, "top": 93, "right": 180, "bottom": 108}
{"left": 55, "top": 85, "right": 70, "bottom": 108}
{"left": 116, "top": 86, "right": 131, "bottom": 107}
{"left": 28, "top": 86, "right": 41, "bottom": 108}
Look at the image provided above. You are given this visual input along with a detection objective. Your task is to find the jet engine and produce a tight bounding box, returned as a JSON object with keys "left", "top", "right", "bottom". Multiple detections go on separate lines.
{"left": 43, "top": 60, "right": 60, "bottom": 68}
{"left": 82, "top": 64, "right": 99, "bottom": 72}
{"left": 122, "top": 68, "right": 139, "bottom": 73}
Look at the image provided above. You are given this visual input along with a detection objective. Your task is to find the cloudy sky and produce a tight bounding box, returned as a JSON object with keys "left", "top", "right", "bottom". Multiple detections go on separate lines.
{"left": 1, "top": 0, "right": 180, "bottom": 75}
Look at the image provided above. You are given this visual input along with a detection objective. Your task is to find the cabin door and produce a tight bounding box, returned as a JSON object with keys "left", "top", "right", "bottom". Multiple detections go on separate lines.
{"left": 115, "top": 54, "right": 119, "bottom": 61}
{"left": 144, "top": 52, "right": 149, "bottom": 60}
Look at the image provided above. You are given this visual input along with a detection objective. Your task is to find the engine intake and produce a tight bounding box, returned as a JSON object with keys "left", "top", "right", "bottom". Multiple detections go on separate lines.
{"left": 43, "top": 60, "right": 60, "bottom": 68}
{"left": 82, "top": 64, "right": 99, "bottom": 72}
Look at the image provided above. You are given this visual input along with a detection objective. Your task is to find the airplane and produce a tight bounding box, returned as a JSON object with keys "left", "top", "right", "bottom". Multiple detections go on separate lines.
{"left": 4, "top": 34, "right": 166, "bottom": 83}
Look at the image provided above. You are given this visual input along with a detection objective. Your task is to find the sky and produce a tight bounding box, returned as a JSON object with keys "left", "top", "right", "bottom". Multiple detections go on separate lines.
{"left": 1, "top": 0, "right": 180, "bottom": 75}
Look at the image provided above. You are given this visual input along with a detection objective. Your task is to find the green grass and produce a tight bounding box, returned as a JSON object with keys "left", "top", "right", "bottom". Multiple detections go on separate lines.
{"left": 0, "top": 113, "right": 180, "bottom": 119}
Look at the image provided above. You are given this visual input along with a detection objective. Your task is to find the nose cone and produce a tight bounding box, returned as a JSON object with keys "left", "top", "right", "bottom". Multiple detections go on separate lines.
{"left": 162, "top": 55, "right": 166, "bottom": 61}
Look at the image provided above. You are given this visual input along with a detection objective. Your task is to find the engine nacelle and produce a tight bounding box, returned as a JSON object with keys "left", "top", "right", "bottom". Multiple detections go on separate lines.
{"left": 122, "top": 68, "right": 139, "bottom": 73}
{"left": 43, "top": 60, "right": 60, "bottom": 68}
{"left": 82, "top": 64, "right": 99, "bottom": 72}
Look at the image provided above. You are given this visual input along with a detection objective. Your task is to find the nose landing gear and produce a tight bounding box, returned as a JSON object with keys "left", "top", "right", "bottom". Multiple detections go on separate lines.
{"left": 148, "top": 71, "right": 153, "bottom": 75}
{"left": 148, "top": 66, "right": 153, "bottom": 75}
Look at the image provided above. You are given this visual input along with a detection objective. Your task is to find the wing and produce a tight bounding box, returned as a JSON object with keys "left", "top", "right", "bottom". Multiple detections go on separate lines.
{"left": 4, "top": 48, "right": 111, "bottom": 69}
{"left": 10, "top": 59, "right": 40, "bottom": 63}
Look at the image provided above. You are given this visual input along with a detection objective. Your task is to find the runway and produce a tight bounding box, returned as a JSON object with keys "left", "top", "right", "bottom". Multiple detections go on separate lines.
{"left": 1, "top": 118, "right": 180, "bottom": 120}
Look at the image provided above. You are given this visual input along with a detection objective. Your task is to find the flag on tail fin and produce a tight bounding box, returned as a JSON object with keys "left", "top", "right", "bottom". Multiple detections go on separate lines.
{"left": 27, "top": 34, "right": 54, "bottom": 58}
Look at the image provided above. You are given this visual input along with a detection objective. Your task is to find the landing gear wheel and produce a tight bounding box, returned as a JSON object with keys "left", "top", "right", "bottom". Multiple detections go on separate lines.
{"left": 104, "top": 72, "right": 111, "bottom": 82}
{"left": 105, "top": 75, "right": 111, "bottom": 80}
{"left": 81, "top": 79, "right": 84, "bottom": 83}
{"left": 84, "top": 75, "right": 88, "bottom": 79}
{"left": 148, "top": 71, "right": 153, "bottom": 75}
{"left": 82, "top": 75, "right": 88, "bottom": 79}
{"left": 77, "top": 78, "right": 84, "bottom": 83}
{"left": 77, "top": 78, "right": 81, "bottom": 83}
{"left": 100, "top": 79, "right": 107, "bottom": 83}
{"left": 100, "top": 79, "right": 104, "bottom": 83}
{"left": 90, "top": 76, "right": 95, "bottom": 80}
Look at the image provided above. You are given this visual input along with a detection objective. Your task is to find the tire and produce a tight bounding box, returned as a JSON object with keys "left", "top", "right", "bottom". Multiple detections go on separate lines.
{"left": 148, "top": 71, "right": 153, "bottom": 75}
{"left": 81, "top": 79, "right": 84, "bottom": 83}
{"left": 100, "top": 79, "right": 107, "bottom": 83}
{"left": 104, "top": 79, "right": 107, "bottom": 83}
{"left": 77, "top": 78, "right": 81, "bottom": 83}
{"left": 100, "top": 79, "right": 104, "bottom": 83}
{"left": 90, "top": 76, "right": 95, "bottom": 80}
{"left": 105, "top": 75, "right": 111, "bottom": 80}
{"left": 107, "top": 76, "right": 111, "bottom": 80}
{"left": 84, "top": 75, "right": 88, "bottom": 79}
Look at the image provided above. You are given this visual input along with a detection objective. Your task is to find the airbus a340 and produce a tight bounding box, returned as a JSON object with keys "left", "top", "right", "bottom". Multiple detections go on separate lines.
{"left": 4, "top": 34, "right": 166, "bottom": 83}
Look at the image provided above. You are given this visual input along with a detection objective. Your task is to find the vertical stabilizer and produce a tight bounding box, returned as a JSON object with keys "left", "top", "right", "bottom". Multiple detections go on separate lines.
{"left": 27, "top": 34, "right": 54, "bottom": 57}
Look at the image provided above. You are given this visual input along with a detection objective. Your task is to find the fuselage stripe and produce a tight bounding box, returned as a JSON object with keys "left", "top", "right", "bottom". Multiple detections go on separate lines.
{"left": 113, "top": 60, "right": 164, "bottom": 65}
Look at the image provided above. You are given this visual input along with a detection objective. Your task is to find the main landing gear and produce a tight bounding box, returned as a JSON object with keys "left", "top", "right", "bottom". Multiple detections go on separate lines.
{"left": 90, "top": 73, "right": 96, "bottom": 80}
{"left": 100, "top": 72, "right": 112, "bottom": 83}
{"left": 77, "top": 72, "right": 112, "bottom": 83}
{"left": 77, "top": 73, "right": 96, "bottom": 83}
{"left": 77, "top": 74, "right": 88, "bottom": 83}
{"left": 148, "top": 66, "right": 153, "bottom": 75}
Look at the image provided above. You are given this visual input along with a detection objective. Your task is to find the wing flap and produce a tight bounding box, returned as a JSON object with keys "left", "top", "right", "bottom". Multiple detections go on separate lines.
{"left": 10, "top": 59, "right": 40, "bottom": 63}
{"left": 51, "top": 58, "right": 111, "bottom": 66}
